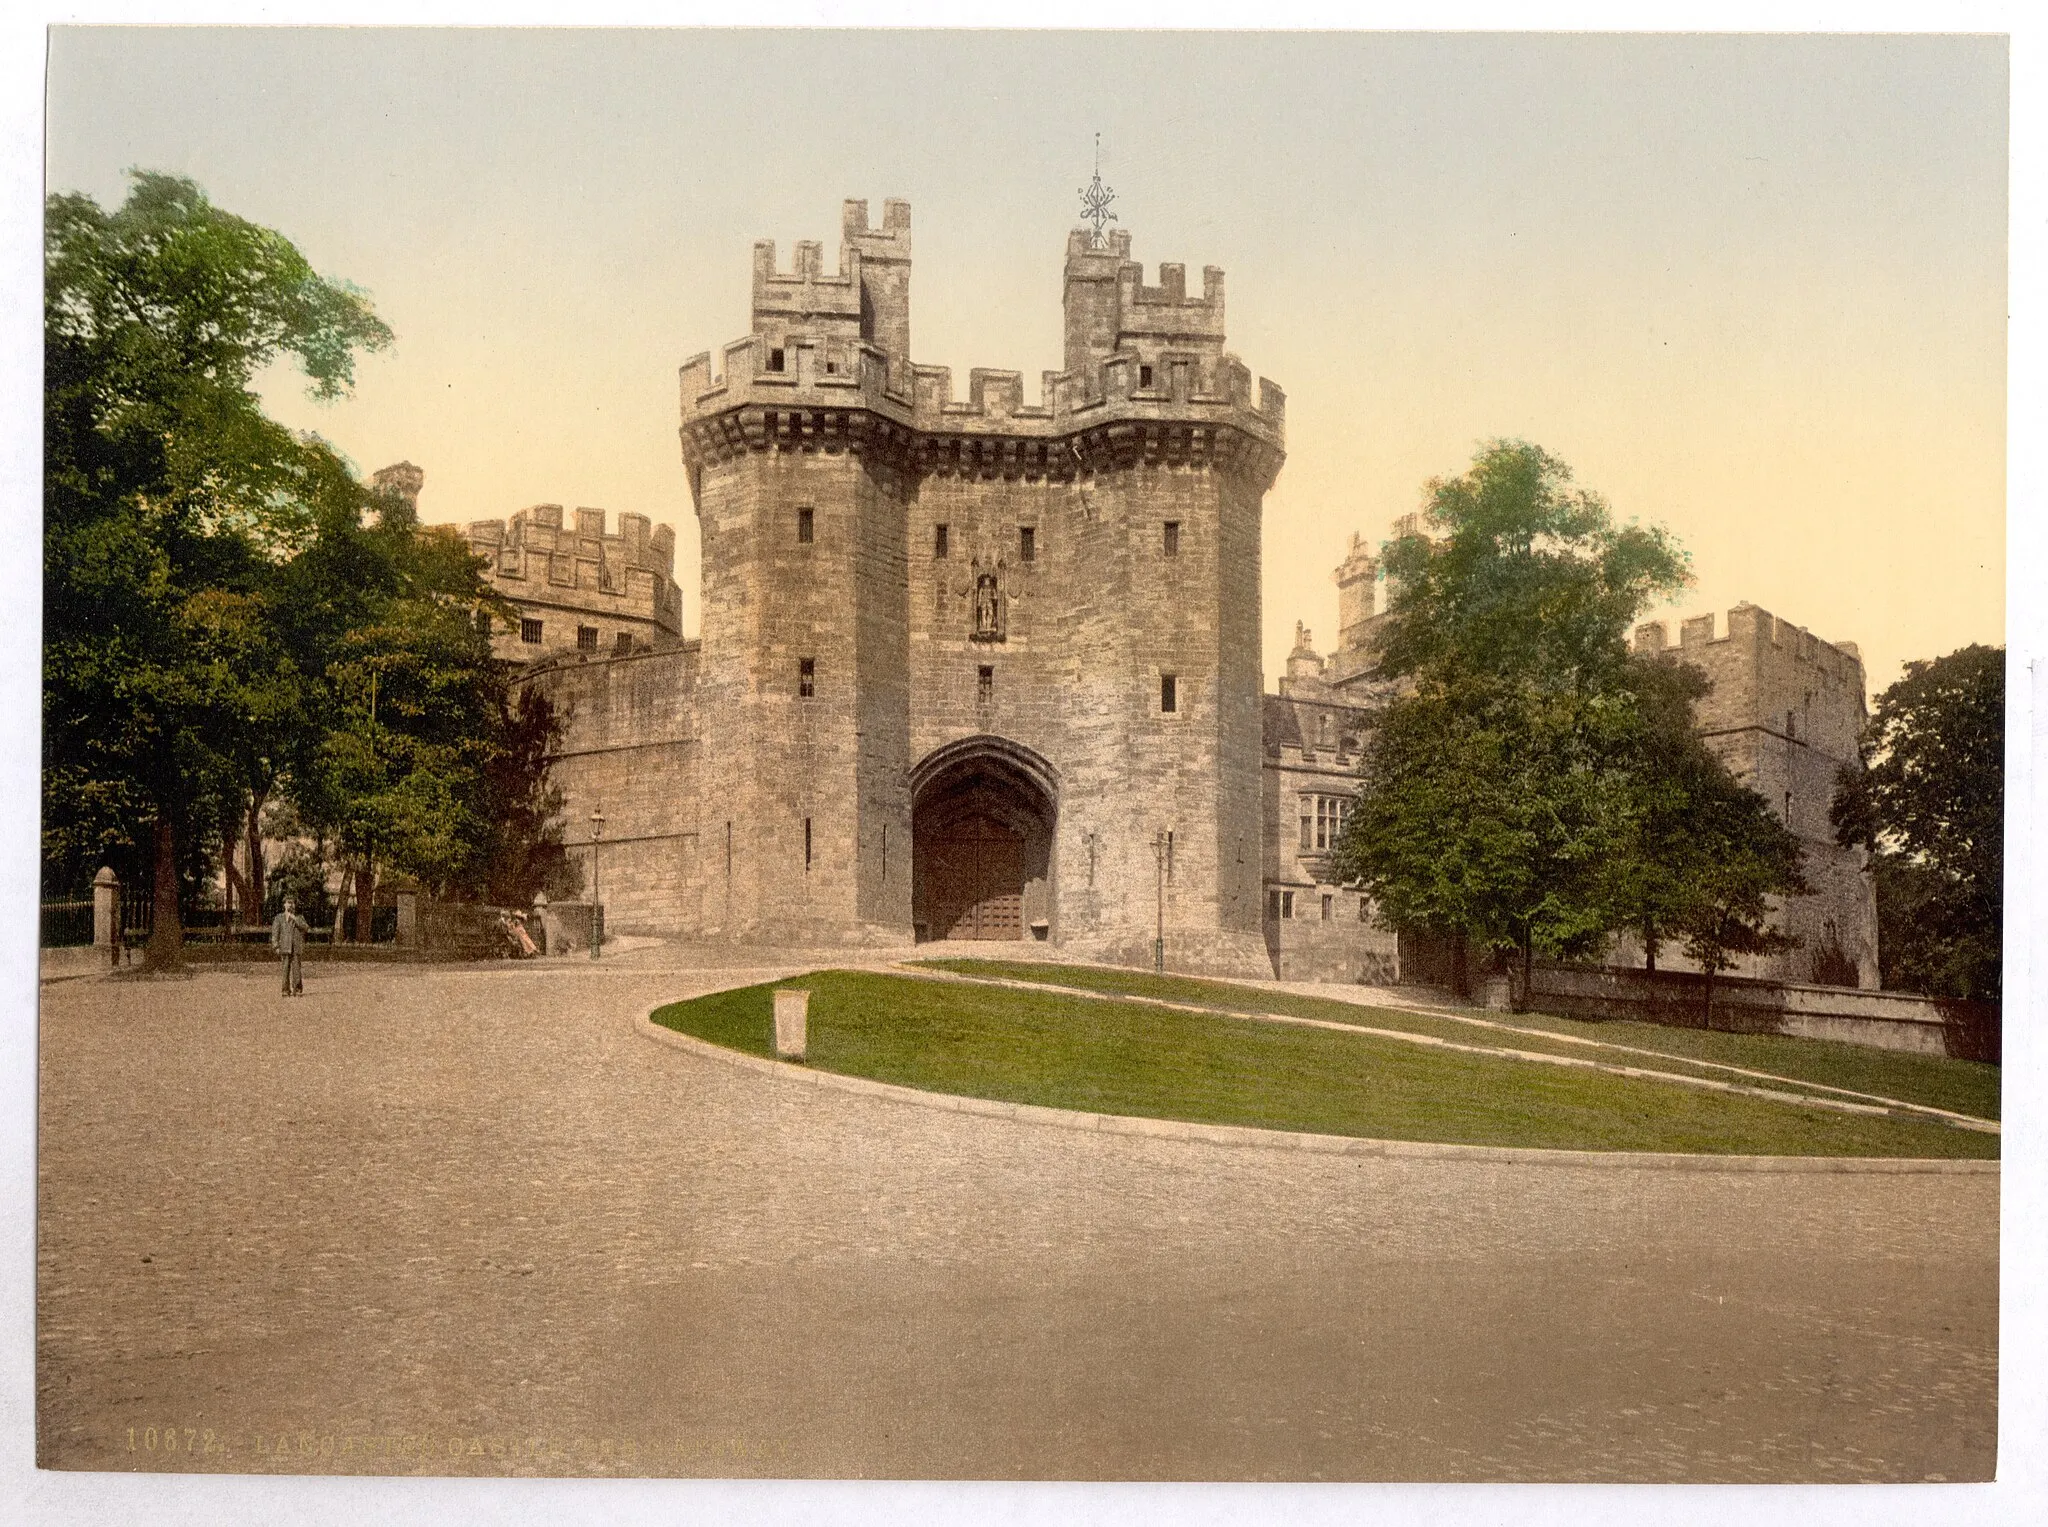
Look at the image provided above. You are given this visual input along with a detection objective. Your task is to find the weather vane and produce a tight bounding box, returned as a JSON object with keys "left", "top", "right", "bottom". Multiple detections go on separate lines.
{"left": 1078, "top": 133, "right": 1117, "bottom": 248}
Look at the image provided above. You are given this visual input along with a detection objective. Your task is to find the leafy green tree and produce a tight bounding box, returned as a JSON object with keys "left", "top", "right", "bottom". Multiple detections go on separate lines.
{"left": 1832, "top": 644, "right": 2004, "bottom": 999}
{"left": 1590, "top": 657, "right": 1711, "bottom": 971}
{"left": 469, "top": 687, "right": 573, "bottom": 908}
{"left": 1332, "top": 441, "right": 1691, "bottom": 1008}
{"left": 44, "top": 171, "right": 392, "bottom": 967}
{"left": 1596, "top": 655, "right": 1810, "bottom": 1009}
{"left": 1667, "top": 762, "right": 1810, "bottom": 1026}
{"left": 1371, "top": 440, "right": 1691, "bottom": 693}
{"left": 1336, "top": 671, "right": 1635, "bottom": 1005}
{"left": 179, "top": 581, "right": 313, "bottom": 928}
{"left": 279, "top": 498, "right": 536, "bottom": 935}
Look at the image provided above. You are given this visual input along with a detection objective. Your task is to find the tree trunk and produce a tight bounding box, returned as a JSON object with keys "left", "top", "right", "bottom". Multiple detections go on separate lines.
{"left": 222, "top": 824, "right": 242, "bottom": 931}
{"left": 1449, "top": 935, "right": 1469, "bottom": 1001}
{"left": 1515, "top": 934, "right": 1534, "bottom": 1014}
{"left": 332, "top": 867, "right": 351, "bottom": 945}
{"left": 1702, "top": 967, "right": 1716, "bottom": 1031}
{"left": 143, "top": 814, "right": 184, "bottom": 971}
{"left": 1643, "top": 923, "right": 1658, "bottom": 973}
{"left": 243, "top": 791, "right": 267, "bottom": 926}
{"left": 354, "top": 861, "right": 376, "bottom": 944}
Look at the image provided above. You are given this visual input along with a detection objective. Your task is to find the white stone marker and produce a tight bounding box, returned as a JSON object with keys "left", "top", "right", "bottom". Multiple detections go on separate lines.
{"left": 773, "top": 989, "right": 810, "bottom": 1060}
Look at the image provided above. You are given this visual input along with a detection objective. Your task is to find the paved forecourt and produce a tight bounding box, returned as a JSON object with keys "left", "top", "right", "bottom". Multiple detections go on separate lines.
{"left": 37, "top": 947, "right": 1998, "bottom": 1481}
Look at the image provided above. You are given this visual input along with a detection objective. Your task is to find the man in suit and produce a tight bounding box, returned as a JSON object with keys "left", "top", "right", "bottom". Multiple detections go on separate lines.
{"left": 271, "top": 895, "right": 310, "bottom": 997}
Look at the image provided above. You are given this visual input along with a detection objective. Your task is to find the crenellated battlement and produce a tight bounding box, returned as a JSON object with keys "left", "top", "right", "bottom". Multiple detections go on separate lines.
{"left": 1633, "top": 601, "right": 1868, "bottom": 770}
{"left": 750, "top": 238, "right": 865, "bottom": 319}
{"left": 749, "top": 198, "right": 911, "bottom": 287}
{"left": 465, "top": 503, "right": 676, "bottom": 575}
{"left": 680, "top": 200, "right": 1283, "bottom": 480}
{"left": 1631, "top": 602, "right": 1865, "bottom": 691}
{"left": 678, "top": 331, "right": 903, "bottom": 410}
{"left": 1064, "top": 224, "right": 1226, "bottom": 370}
{"left": 678, "top": 336, "right": 1284, "bottom": 469}
{"left": 842, "top": 195, "right": 913, "bottom": 271}
{"left": 1620, "top": 599, "right": 1876, "bottom": 981}
{"left": 676, "top": 346, "right": 1285, "bottom": 451}
{"left": 748, "top": 197, "right": 912, "bottom": 383}
{"left": 462, "top": 501, "right": 684, "bottom": 651}
{"left": 1115, "top": 260, "right": 1226, "bottom": 345}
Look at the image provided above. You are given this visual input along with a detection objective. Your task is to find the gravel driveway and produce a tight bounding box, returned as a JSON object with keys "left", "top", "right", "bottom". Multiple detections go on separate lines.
{"left": 36, "top": 951, "right": 1998, "bottom": 1481}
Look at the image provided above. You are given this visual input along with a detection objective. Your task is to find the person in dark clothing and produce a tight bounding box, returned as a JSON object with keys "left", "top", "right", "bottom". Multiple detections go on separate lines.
{"left": 271, "top": 895, "right": 310, "bottom": 996}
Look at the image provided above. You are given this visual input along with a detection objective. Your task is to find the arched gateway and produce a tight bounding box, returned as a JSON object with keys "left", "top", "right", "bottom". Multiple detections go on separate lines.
{"left": 911, "top": 736, "right": 1058, "bottom": 943}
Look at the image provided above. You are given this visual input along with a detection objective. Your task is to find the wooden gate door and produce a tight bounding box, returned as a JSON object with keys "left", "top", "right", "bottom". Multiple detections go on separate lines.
{"left": 926, "top": 816, "right": 1026, "bottom": 940}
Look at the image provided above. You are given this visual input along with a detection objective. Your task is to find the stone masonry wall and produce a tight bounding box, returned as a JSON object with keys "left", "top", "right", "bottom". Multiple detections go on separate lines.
{"left": 660, "top": 199, "right": 1283, "bottom": 972}
{"left": 466, "top": 504, "right": 684, "bottom": 665}
{"left": 1631, "top": 605, "right": 1878, "bottom": 986}
{"left": 524, "top": 644, "right": 701, "bottom": 936}
{"left": 1260, "top": 690, "right": 1395, "bottom": 981}
{"left": 902, "top": 457, "right": 1269, "bottom": 975}
{"left": 520, "top": 202, "right": 1283, "bottom": 969}
{"left": 687, "top": 447, "right": 915, "bottom": 946}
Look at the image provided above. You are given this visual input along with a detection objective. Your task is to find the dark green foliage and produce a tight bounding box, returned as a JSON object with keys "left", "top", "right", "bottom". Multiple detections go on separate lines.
{"left": 1331, "top": 441, "right": 1692, "bottom": 1005}
{"left": 1334, "top": 440, "right": 1808, "bottom": 1011}
{"left": 250, "top": 469, "right": 557, "bottom": 908}
{"left": 1833, "top": 645, "right": 2004, "bottom": 999}
{"left": 1666, "top": 761, "right": 1810, "bottom": 1011}
{"left": 44, "top": 172, "right": 392, "bottom": 964}
{"left": 1590, "top": 657, "right": 1710, "bottom": 967}
{"left": 44, "top": 171, "right": 563, "bottom": 958}
{"left": 1335, "top": 670, "right": 1634, "bottom": 984}
{"left": 1599, "top": 655, "right": 1810, "bottom": 1003}
{"left": 1370, "top": 440, "right": 1689, "bottom": 692}
{"left": 292, "top": 578, "right": 500, "bottom": 891}
{"left": 471, "top": 687, "right": 572, "bottom": 907}
{"left": 263, "top": 843, "right": 331, "bottom": 921}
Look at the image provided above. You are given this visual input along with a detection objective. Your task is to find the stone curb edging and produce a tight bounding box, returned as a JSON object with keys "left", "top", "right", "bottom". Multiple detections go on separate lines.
{"left": 632, "top": 1009, "right": 1997, "bottom": 1176}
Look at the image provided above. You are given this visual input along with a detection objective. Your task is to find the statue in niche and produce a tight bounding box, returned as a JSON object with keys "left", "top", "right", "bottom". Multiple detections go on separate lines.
{"left": 971, "top": 568, "right": 1005, "bottom": 642}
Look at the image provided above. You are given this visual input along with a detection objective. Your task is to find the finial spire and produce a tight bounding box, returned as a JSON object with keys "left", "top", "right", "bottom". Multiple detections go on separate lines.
{"left": 1078, "top": 133, "right": 1118, "bottom": 248}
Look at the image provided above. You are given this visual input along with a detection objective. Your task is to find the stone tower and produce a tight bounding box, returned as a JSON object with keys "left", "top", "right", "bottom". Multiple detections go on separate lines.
{"left": 1631, "top": 606, "right": 1880, "bottom": 986}
{"left": 680, "top": 199, "right": 918, "bottom": 944}
{"left": 673, "top": 198, "right": 1286, "bottom": 969}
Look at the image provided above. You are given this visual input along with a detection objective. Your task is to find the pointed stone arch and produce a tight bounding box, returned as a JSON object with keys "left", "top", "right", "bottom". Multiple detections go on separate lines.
{"left": 910, "top": 735, "right": 1059, "bottom": 943}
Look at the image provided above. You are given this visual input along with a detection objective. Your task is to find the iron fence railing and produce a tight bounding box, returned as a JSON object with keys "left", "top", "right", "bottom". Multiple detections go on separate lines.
{"left": 120, "top": 885, "right": 153, "bottom": 947}
{"left": 42, "top": 883, "right": 397, "bottom": 949}
{"left": 38, "top": 899, "right": 94, "bottom": 948}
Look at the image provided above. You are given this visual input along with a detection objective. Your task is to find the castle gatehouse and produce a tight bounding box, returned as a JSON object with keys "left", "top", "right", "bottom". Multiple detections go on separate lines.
{"left": 505, "top": 198, "right": 1287, "bottom": 974}
{"left": 457, "top": 197, "right": 1876, "bottom": 988}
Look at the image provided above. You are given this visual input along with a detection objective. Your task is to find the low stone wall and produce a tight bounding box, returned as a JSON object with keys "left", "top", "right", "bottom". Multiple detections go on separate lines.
{"left": 178, "top": 942, "right": 467, "bottom": 964}
{"left": 1068, "top": 929, "right": 1275, "bottom": 982}
{"left": 1265, "top": 915, "right": 1399, "bottom": 984}
{"left": 1518, "top": 963, "right": 1997, "bottom": 1062}
{"left": 535, "top": 901, "right": 600, "bottom": 955}
{"left": 417, "top": 902, "right": 521, "bottom": 960}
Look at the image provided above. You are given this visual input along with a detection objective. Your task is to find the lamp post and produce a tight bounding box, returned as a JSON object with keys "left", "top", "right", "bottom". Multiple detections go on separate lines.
{"left": 1151, "top": 829, "right": 1166, "bottom": 974}
{"left": 589, "top": 810, "right": 606, "bottom": 960}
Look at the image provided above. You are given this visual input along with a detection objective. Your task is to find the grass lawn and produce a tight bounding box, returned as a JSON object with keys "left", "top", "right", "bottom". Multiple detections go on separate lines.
{"left": 916, "top": 959, "right": 2001, "bottom": 1123}
{"left": 652, "top": 970, "right": 1997, "bottom": 1158}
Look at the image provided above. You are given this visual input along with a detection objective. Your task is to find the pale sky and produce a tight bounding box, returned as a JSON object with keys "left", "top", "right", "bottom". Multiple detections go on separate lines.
{"left": 45, "top": 28, "right": 2008, "bottom": 694}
